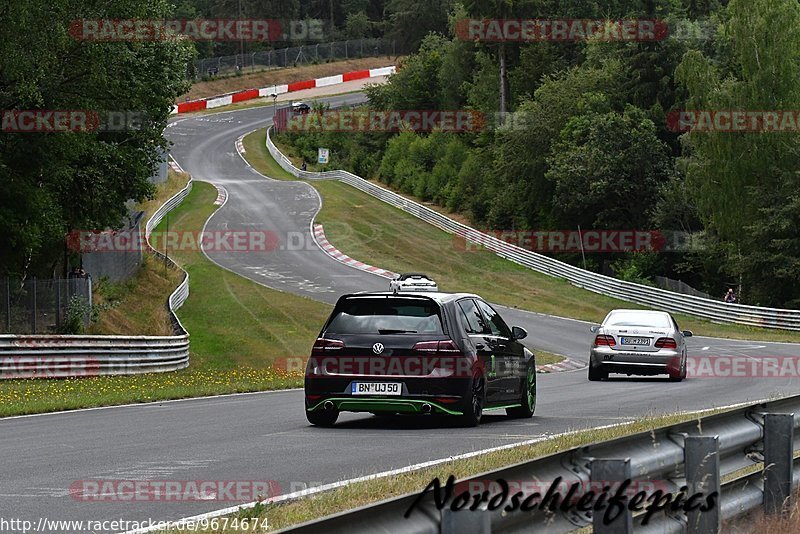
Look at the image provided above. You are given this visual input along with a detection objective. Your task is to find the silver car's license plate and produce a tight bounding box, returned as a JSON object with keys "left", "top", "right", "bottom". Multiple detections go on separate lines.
{"left": 351, "top": 382, "right": 402, "bottom": 395}
{"left": 620, "top": 337, "right": 649, "bottom": 345}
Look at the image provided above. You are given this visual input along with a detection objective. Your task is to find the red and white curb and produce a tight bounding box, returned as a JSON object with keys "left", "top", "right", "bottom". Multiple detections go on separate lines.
{"left": 235, "top": 136, "right": 245, "bottom": 155}
{"left": 171, "top": 66, "right": 395, "bottom": 115}
{"left": 313, "top": 224, "right": 397, "bottom": 279}
{"left": 213, "top": 185, "right": 228, "bottom": 206}
{"left": 168, "top": 156, "right": 185, "bottom": 173}
{"left": 537, "top": 358, "right": 586, "bottom": 373}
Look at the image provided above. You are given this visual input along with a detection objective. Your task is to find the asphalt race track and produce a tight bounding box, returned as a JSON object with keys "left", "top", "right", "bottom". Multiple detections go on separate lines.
{"left": 2, "top": 95, "right": 799, "bottom": 529}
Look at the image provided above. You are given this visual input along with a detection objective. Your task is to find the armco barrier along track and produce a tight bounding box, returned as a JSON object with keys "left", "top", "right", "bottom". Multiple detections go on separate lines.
{"left": 267, "top": 127, "right": 800, "bottom": 331}
{"left": 283, "top": 394, "right": 800, "bottom": 533}
{"left": 0, "top": 174, "right": 193, "bottom": 378}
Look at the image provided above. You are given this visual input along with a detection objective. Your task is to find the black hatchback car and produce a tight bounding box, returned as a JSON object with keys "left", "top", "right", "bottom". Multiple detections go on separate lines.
{"left": 304, "top": 292, "right": 536, "bottom": 427}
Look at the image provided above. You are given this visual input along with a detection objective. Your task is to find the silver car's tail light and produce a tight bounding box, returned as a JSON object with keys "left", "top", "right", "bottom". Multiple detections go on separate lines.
{"left": 655, "top": 337, "right": 678, "bottom": 349}
{"left": 594, "top": 335, "right": 616, "bottom": 347}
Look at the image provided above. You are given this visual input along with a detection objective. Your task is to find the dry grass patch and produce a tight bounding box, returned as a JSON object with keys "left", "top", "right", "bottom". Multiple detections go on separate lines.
{"left": 89, "top": 255, "right": 182, "bottom": 336}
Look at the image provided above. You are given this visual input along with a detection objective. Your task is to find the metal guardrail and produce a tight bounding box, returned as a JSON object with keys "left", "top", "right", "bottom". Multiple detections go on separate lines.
{"left": 145, "top": 177, "right": 193, "bottom": 336}
{"left": 281, "top": 394, "right": 800, "bottom": 533}
{"left": 266, "top": 127, "right": 800, "bottom": 330}
{"left": 0, "top": 174, "right": 193, "bottom": 378}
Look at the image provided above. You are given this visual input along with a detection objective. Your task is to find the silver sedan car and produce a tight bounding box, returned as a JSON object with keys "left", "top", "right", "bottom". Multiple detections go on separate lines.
{"left": 588, "top": 309, "right": 692, "bottom": 382}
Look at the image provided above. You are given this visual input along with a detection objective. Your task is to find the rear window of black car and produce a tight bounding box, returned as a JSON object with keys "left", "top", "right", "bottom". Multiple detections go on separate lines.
{"left": 326, "top": 298, "right": 444, "bottom": 335}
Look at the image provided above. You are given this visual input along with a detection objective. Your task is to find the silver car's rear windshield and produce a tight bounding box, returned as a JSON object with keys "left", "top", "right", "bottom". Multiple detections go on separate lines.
{"left": 327, "top": 298, "right": 444, "bottom": 335}
{"left": 605, "top": 311, "right": 671, "bottom": 328}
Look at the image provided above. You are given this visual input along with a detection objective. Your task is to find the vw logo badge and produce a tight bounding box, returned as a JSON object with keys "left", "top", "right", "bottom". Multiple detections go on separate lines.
{"left": 372, "top": 343, "right": 385, "bottom": 355}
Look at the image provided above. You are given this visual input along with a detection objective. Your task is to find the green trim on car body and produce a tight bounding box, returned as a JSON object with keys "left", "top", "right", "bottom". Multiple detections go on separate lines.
{"left": 306, "top": 398, "right": 464, "bottom": 416}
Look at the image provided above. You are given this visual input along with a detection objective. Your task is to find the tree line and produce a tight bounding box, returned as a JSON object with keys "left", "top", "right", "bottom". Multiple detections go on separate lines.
{"left": 0, "top": 0, "right": 192, "bottom": 280}
{"left": 176, "top": 0, "right": 455, "bottom": 58}
{"left": 275, "top": 0, "right": 800, "bottom": 308}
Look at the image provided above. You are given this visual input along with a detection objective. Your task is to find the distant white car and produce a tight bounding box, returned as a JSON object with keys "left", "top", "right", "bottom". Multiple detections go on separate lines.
{"left": 389, "top": 273, "right": 438, "bottom": 293}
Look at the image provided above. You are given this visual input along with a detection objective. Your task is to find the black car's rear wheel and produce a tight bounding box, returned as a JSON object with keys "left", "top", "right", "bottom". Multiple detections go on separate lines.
{"left": 507, "top": 363, "right": 536, "bottom": 418}
{"left": 457, "top": 374, "right": 485, "bottom": 427}
{"left": 588, "top": 364, "right": 608, "bottom": 381}
{"left": 306, "top": 408, "right": 339, "bottom": 427}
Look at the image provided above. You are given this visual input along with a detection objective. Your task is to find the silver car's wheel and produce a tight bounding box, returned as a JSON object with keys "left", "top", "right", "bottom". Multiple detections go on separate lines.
{"left": 588, "top": 363, "right": 608, "bottom": 381}
{"left": 669, "top": 354, "right": 687, "bottom": 382}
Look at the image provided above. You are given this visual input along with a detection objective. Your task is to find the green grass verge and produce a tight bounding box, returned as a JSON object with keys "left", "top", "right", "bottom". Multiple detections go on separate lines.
{"left": 535, "top": 351, "right": 566, "bottom": 367}
{"left": 242, "top": 129, "right": 294, "bottom": 180}
{"left": 245, "top": 131, "right": 800, "bottom": 343}
{"left": 312, "top": 179, "right": 800, "bottom": 342}
{"left": 0, "top": 182, "right": 331, "bottom": 417}
{"left": 156, "top": 181, "right": 330, "bottom": 370}
{"left": 160, "top": 405, "right": 730, "bottom": 533}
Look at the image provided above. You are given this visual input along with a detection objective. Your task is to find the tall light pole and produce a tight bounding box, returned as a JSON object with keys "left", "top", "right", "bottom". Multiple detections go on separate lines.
{"left": 271, "top": 93, "right": 278, "bottom": 131}
{"left": 238, "top": 0, "right": 244, "bottom": 68}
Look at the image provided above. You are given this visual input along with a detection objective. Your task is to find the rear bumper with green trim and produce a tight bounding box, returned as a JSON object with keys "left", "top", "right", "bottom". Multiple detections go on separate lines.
{"left": 306, "top": 397, "right": 464, "bottom": 416}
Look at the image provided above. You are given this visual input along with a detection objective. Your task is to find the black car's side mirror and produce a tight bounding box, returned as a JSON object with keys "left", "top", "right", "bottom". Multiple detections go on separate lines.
{"left": 682, "top": 330, "right": 694, "bottom": 337}
{"left": 511, "top": 326, "right": 528, "bottom": 340}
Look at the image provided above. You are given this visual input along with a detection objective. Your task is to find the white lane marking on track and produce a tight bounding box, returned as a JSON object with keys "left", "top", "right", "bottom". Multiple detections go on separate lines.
{"left": 702, "top": 346, "right": 709, "bottom": 350}
{"left": 123, "top": 420, "right": 635, "bottom": 533}
{"left": 123, "top": 395, "right": 771, "bottom": 534}
{"left": 705, "top": 344, "right": 767, "bottom": 350}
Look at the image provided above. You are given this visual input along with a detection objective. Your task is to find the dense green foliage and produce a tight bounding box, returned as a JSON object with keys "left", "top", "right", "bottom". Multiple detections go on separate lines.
{"left": 178, "top": 0, "right": 456, "bottom": 57}
{"left": 0, "top": 0, "right": 193, "bottom": 277}
{"left": 277, "top": 0, "right": 800, "bottom": 307}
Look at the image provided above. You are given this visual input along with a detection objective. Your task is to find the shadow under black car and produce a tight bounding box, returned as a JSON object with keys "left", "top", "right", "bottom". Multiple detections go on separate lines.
{"left": 602, "top": 376, "right": 685, "bottom": 383}
{"left": 311, "top": 412, "right": 516, "bottom": 430}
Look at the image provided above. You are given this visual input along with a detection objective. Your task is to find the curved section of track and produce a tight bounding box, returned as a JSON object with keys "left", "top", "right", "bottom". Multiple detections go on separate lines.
{"left": 0, "top": 97, "right": 798, "bottom": 529}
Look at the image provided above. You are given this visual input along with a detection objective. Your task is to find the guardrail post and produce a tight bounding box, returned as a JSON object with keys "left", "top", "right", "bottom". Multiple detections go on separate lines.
{"left": 591, "top": 458, "right": 633, "bottom": 533}
{"left": 440, "top": 508, "right": 489, "bottom": 534}
{"left": 31, "top": 276, "right": 37, "bottom": 334}
{"left": 55, "top": 278, "right": 61, "bottom": 330}
{"left": 764, "top": 413, "right": 794, "bottom": 515}
{"left": 685, "top": 435, "right": 720, "bottom": 533}
{"left": 5, "top": 277, "right": 10, "bottom": 331}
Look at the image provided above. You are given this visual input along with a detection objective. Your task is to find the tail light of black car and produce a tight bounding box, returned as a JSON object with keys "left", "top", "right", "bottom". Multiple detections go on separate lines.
{"left": 307, "top": 338, "right": 344, "bottom": 376}
{"left": 413, "top": 340, "right": 469, "bottom": 377}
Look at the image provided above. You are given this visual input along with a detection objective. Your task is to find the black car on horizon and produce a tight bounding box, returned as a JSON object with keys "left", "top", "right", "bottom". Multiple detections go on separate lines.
{"left": 304, "top": 292, "right": 536, "bottom": 427}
